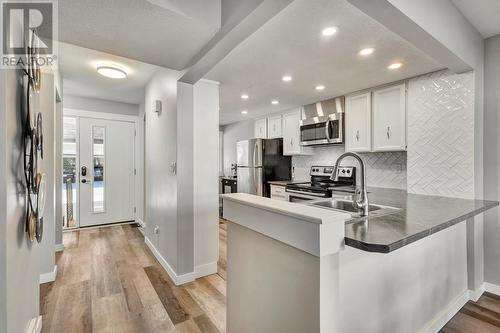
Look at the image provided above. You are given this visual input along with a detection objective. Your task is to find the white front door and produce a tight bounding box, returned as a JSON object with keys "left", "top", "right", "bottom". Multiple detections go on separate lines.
{"left": 79, "top": 117, "right": 135, "bottom": 227}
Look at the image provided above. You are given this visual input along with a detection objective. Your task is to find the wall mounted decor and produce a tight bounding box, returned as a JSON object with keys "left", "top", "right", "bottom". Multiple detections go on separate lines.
{"left": 21, "top": 28, "right": 44, "bottom": 243}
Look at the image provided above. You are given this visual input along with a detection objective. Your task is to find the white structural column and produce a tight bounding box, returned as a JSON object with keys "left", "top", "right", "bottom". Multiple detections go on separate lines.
{"left": 176, "top": 79, "right": 220, "bottom": 280}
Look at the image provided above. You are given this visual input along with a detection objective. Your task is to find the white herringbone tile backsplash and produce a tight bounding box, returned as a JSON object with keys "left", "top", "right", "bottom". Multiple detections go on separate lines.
{"left": 293, "top": 146, "right": 407, "bottom": 189}
{"left": 407, "top": 70, "right": 474, "bottom": 199}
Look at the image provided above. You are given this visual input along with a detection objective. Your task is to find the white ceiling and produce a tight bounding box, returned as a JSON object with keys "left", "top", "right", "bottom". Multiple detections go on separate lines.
{"left": 206, "top": 0, "right": 444, "bottom": 125}
{"left": 452, "top": 0, "right": 500, "bottom": 39}
{"left": 59, "top": 42, "right": 168, "bottom": 104}
{"left": 58, "top": 0, "right": 220, "bottom": 70}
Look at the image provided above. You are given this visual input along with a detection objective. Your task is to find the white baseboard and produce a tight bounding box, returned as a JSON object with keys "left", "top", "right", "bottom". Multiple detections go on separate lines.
{"left": 484, "top": 282, "right": 500, "bottom": 296}
{"left": 144, "top": 237, "right": 195, "bottom": 285}
{"left": 421, "top": 283, "right": 500, "bottom": 333}
{"left": 421, "top": 290, "right": 470, "bottom": 333}
{"left": 55, "top": 243, "right": 64, "bottom": 252}
{"left": 195, "top": 261, "right": 217, "bottom": 278}
{"left": 25, "top": 315, "right": 42, "bottom": 333}
{"left": 468, "top": 283, "right": 486, "bottom": 301}
{"left": 136, "top": 217, "right": 146, "bottom": 228}
{"left": 40, "top": 265, "right": 57, "bottom": 284}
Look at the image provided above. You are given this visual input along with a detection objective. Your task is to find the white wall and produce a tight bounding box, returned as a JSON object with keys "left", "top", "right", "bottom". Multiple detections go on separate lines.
{"left": 39, "top": 73, "right": 57, "bottom": 279}
{"left": 1, "top": 69, "right": 42, "bottom": 333}
{"left": 0, "top": 66, "right": 7, "bottom": 333}
{"left": 145, "top": 69, "right": 182, "bottom": 272}
{"left": 145, "top": 71, "right": 220, "bottom": 282}
{"left": 484, "top": 34, "right": 500, "bottom": 286}
{"left": 193, "top": 80, "right": 220, "bottom": 273}
{"left": 221, "top": 119, "right": 254, "bottom": 176}
{"left": 64, "top": 94, "right": 139, "bottom": 116}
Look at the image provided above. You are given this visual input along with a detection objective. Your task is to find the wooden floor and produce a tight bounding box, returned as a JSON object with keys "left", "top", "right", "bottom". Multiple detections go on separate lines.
{"left": 441, "top": 292, "right": 500, "bottom": 333}
{"left": 40, "top": 221, "right": 228, "bottom": 333}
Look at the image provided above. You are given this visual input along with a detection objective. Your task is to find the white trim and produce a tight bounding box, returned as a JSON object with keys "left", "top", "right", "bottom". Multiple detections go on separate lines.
{"left": 25, "top": 316, "right": 42, "bottom": 333}
{"left": 468, "top": 283, "right": 486, "bottom": 302}
{"left": 485, "top": 282, "right": 500, "bottom": 296}
{"left": 144, "top": 237, "right": 195, "bottom": 285}
{"left": 136, "top": 217, "right": 146, "bottom": 228}
{"left": 195, "top": 261, "right": 218, "bottom": 278}
{"left": 40, "top": 265, "right": 58, "bottom": 284}
{"left": 64, "top": 108, "right": 139, "bottom": 123}
{"left": 55, "top": 243, "right": 64, "bottom": 252}
{"left": 420, "top": 290, "right": 469, "bottom": 333}
{"left": 198, "top": 78, "right": 220, "bottom": 86}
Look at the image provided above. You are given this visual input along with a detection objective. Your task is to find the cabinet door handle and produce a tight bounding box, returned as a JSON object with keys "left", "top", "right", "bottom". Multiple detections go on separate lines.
{"left": 356, "top": 130, "right": 360, "bottom": 141}
{"left": 290, "top": 138, "right": 293, "bottom": 147}
{"left": 386, "top": 126, "right": 391, "bottom": 139}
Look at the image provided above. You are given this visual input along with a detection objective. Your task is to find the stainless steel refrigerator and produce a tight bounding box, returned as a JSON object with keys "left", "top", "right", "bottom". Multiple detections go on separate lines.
{"left": 236, "top": 138, "right": 292, "bottom": 197}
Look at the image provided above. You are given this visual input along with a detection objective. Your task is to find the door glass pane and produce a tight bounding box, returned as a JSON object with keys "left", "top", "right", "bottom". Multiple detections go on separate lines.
{"left": 93, "top": 126, "right": 105, "bottom": 213}
{"left": 63, "top": 117, "right": 78, "bottom": 228}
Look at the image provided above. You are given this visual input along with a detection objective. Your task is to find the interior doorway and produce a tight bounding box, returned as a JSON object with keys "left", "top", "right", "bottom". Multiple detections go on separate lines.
{"left": 62, "top": 114, "right": 136, "bottom": 229}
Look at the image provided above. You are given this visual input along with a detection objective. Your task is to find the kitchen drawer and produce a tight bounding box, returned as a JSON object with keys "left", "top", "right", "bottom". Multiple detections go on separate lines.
{"left": 270, "top": 184, "right": 288, "bottom": 201}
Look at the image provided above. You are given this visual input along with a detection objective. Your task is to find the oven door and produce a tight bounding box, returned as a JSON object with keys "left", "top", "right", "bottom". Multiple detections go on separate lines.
{"left": 289, "top": 194, "right": 316, "bottom": 203}
{"left": 300, "top": 114, "right": 343, "bottom": 146}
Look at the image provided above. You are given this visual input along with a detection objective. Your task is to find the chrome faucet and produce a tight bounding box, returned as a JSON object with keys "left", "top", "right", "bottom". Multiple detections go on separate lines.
{"left": 331, "top": 152, "right": 369, "bottom": 217}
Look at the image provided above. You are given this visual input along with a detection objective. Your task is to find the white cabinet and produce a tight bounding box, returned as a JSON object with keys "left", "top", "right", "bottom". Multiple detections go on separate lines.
{"left": 372, "top": 84, "right": 406, "bottom": 151}
{"left": 254, "top": 118, "right": 267, "bottom": 138}
{"left": 270, "top": 185, "right": 288, "bottom": 201}
{"left": 283, "top": 109, "right": 313, "bottom": 156}
{"left": 345, "top": 92, "right": 371, "bottom": 152}
{"left": 268, "top": 115, "right": 283, "bottom": 138}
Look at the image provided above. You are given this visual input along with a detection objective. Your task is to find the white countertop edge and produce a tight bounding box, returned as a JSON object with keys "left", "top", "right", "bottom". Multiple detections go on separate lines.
{"left": 221, "top": 193, "right": 350, "bottom": 224}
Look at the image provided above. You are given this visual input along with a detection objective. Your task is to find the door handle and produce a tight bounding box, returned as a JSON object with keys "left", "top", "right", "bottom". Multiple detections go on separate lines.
{"left": 325, "top": 119, "right": 332, "bottom": 142}
{"left": 386, "top": 126, "right": 391, "bottom": 139}
{"left": 356, "top": 130, "right": 360, "bottom": 141}
{"left": 81, "top": 179, "right": 91, "bottom": 184}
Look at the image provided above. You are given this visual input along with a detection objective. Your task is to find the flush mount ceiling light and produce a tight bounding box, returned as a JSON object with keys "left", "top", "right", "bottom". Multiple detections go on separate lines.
{"left": 322, "top": 26, "right": 338, "bottom": 36}
{"left": 359, "top": 48, "right": 375, "bottom": 56}
{"left": 241, "top": 94, "right": 249, "bottom": 99}
{"left": 96, "top": 64, "right": 127, "bottom": 79}
{"left": 271, "top": 100, "right": 279, "bottom": 105}
{"left": 241, "top": 110, "right": 248, "bottom": 115}
{"left": 388, "top": 62, "right": 403, "bottom": 70}
{"left": 282, "top": 75, "right": 292, "bottom": 82}
{"left": 315, "top": 85, "right": 325, "bottom": 91}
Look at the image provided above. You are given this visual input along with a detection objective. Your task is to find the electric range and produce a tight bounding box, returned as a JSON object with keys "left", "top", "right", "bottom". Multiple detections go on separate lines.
{"left": 286, "top": 165, "right": 356, "bottom": 202}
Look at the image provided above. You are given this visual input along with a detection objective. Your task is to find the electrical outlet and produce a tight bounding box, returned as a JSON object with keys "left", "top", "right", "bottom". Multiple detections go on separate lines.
{"left": 154, "top": 226, "right": 160, "bottom": 234}
{"left": 395, "top": 163, "right": 403, "bottom": 174}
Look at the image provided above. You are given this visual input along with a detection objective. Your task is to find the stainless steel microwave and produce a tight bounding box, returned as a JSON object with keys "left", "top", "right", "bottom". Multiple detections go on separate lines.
{"left": 300, "top": 97, "right": 345, "bottom": 146}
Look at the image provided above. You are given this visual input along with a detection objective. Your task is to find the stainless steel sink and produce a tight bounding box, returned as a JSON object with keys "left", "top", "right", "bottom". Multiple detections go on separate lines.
{"left": 310, "top": 198, "right": 400, "bottom": 222}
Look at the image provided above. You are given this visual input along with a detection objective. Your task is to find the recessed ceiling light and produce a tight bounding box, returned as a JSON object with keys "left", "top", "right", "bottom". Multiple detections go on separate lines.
{"left": 241, "top": 110, "right": 248, "bottom": 115}
{"left": 97, "top": 65, "right": 127, "bottom": 79}
{"left": 315, "top": 85, "right": 325, "bottom": 91}
{"left": 388, "top": 62, "right": 403, "bottom": 70}
{"left": 271, "top": 100, "right": 279, "bottom": 105}
{"left": 322, "top": 26, "right": 338, "bottom": 36}
{"left": 359, "top": 48, "right": 375, "bottom": 56}
{"left": 241, "top": 94, "right": 249, "bottom": 99}
{"left": 282, "top": 75, "right": 292, "bottom": 82}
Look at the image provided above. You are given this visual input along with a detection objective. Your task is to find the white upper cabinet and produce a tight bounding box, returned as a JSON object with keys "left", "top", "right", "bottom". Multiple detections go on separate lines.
{"left": 254, "top": 118, "right": 267, "bottom": 138}
{"left": 268, "top": 115, "right": 283, "bottom": 138}
{"left": 372, "top": 84, "right": 406, "bottom": 152}
{"left": 345, "top": 92, "right": 371, "bottom": 152}
{"left": 283, "top": 109, "right": 312, "bottom": 156}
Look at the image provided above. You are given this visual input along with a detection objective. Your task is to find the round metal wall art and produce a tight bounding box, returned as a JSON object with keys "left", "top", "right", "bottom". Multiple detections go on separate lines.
{"left": 22, "top": 28, "right": 44, "bottom": 243}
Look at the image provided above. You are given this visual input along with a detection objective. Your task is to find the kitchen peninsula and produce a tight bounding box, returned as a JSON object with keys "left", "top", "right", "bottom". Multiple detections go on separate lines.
{"left": 222, "top": 191, "right": 498, "bottom": 333}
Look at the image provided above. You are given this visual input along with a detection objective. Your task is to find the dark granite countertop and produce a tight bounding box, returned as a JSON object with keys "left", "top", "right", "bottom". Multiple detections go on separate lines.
{"left": 221, "top": 176, "right": 237, "bottom": 181}
{"left": 337, "top": 187, "right": 499, "bottom": 253}
{"left": 268, "top": 180, "right": 307, "bottom": 186}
